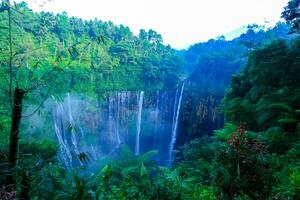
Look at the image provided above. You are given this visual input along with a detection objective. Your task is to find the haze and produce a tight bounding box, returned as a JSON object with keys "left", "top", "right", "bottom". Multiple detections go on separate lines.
{"left": 18, "top": 0, "right": 289, "bottom": 49}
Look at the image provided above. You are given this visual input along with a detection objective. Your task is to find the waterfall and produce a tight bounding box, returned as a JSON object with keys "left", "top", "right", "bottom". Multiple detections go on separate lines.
{"left": 51, "top": 88, "right": 186, "bottom": 168}
{"left": 168, "top": 83, "right": 185, "bottom": 166}
{"left": 91, "top": 144, "right": 97, "bottom": 160}
{"left": 116, "top": 93, "right": 121, "bottom": 146}
{"left": 153, "top": 92, "right": 159, "bottom": 149}
{"left": 67, "top": 93, "right": 80, "bottom": 158}
{"left": 125, "top": 92, "right": 130, "bottom": 141}
{"left": 135, "top": 91, "right": 144, "bottom": 155}
{"left": 53, "top": 104, "right": 72, "bottom": 167}
{"left": 172, "top": 90, "right": 179, "bottom": 133}
{"left": 120, "top": 92, "right": 128, "bottom": 142}
{"left": 108, "top": 96, "right": 113, "bottom": 143}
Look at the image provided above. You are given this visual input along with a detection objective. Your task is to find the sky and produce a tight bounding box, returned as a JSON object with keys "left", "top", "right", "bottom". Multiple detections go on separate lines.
{"left": 18, "top": 0, "right": 289, "bottom": 49}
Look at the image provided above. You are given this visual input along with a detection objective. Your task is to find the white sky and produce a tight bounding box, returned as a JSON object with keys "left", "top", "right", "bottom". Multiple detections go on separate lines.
{"left": 18, "top": 0, "right": 289, "bottom": 49}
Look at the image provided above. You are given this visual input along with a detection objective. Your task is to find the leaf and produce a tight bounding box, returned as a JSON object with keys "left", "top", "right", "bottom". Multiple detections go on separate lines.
{"left": 278, "top": 118, "right": 298, "bottom": 124}
{"left": 214, "top": 123, "right": 238, "bottom": 141}
{"left": 268, "top": 103, "right": 294, "bottom": 114}
{"left": 67, "top": 123, "right": 76, "bottom": 133}
{"left": 257, "top": 111, "right": 273, "bottom": 126}
{"left": 97, "top": 35, "right": 107, "bottom": 45}
{"left": 68, "top": 46, "right": 80, "bottom": 59}
{"left": 121, "top": 166, "right": 138, "bottom": 180}
{"left": 33, "top": 61, "right": 41, "bottom": 68}
{"left": 56, "top": 54, "right": 62, "bottom": 63}
{"left": 100, "top": 165, "right": 109, "bottom": 174}
{"left": 119, "top": 145, "right": 135, "bottom": 160}
{"left": 158, "top": 166, "right": 171, "bottom": 175}
{"left": 167, "top": 168, "right": 181, "bottom": 183}
{"left": 138, "top": 150, "right": 158, "bottom": 163}
{"left": 76, "top": 152, "right": 90, "bottom": 163}
{"left": 140, "top": 162, "right": 148, "bottom": 177}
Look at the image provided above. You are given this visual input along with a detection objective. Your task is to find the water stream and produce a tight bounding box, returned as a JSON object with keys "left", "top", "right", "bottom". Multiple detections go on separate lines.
{"left": 52, "top": 87, "right": 185, "bottom": 167}
{"left": 135, "top": 91, "right": 144, "bottom": 155}
{"left": 168, "top": 83, "right": 185, "bottom": 166}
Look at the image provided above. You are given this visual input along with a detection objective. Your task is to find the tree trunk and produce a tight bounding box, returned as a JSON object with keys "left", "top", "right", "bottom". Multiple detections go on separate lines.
{"left": 7, "top": 88, "right": 25, "bottom": 187}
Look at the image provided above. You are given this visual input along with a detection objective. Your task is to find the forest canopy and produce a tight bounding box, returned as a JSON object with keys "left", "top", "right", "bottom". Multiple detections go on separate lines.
{"left": 0, "top": 0, "right": 299, "bottom": 199}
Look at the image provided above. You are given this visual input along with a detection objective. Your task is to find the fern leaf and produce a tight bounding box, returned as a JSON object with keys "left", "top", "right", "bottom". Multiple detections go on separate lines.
{"left": 140, "top": 162, "right": 148, "bottom": 177}
{"left": 278, "top": 118, "right": 298, "bottom": 124}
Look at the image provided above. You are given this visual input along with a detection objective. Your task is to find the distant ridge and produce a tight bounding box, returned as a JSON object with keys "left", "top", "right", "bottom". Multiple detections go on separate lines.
{"left": 223, "top": 25, "right": 249, "bottom": 41}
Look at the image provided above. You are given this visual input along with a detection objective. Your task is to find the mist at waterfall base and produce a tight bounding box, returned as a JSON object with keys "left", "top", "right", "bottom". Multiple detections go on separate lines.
{"left": 25, "top": 85, "right": 185, "bottom": 170}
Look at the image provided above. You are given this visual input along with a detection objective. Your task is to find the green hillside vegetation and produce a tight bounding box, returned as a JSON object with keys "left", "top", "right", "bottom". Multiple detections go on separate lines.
{"left": 0, "top": 1, "right": 299, "bottom": 199}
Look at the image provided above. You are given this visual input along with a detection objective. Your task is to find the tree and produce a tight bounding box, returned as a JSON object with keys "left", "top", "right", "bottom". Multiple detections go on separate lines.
{"left": 138, "top": 29, "right": 147, "bottom": 40}
{"left": 0, "top": 2, "right": 67, "bottom": 189}
{"left": 148, "top": 29, "right": 163, "bottom": 44}
{"left": 282, "top": 0, "right": 300, "bottom": 33}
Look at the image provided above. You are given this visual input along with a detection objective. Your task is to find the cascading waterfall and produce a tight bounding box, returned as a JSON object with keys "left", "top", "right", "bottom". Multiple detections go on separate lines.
{"left": 91, "top": 144, "right": 97, "bottom": 160}
{"left": 53, "top": 104, "right": 72, "bottom": 167}
{"left": 67, "top": 93, "right": 80, "bottom": 157}
{"left": 51, "top": 87, "right": 186, "bottom": 168}
{"left": 135, "top": 91, "right": 144, "bottom": 155}
{"left": 153, "top": 92, "right": 159, "bottom": 149}
{"left": 168, "top": 82, "right": 185, "bottom": 166}
{"left": 116, "top": 93, "right": 121, "bottom": 146}
{"left": 172, "top": 90, "right": 179, "bottom": 132}
{"left": 108, "top": 96, "right": 113, "bottom": 146}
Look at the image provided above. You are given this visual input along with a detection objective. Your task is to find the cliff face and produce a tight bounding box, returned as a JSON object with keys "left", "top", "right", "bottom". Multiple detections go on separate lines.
{"left": 176, "top": 24, "right": 291, "bottom": 147}
{"left": 177, "top": 93, "right": 224, "bottom": 146}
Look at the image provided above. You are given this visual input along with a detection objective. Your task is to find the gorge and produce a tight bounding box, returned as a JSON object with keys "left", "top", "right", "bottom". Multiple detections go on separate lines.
{"left": 51, "top": 83, "right": 186, "bottom": 168}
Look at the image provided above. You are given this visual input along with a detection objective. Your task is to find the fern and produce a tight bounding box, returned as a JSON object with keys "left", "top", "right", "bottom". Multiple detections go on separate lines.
{"left": 137, "top": 150, "right": 158, "bottom": 163}
{"left": 121, "top": 166, "right": 138, "bottom": 180}
{"left": 268, "top": 103, "right": 294, "bottom": 113}
{"left": 74, "top": 152, "right": 90, "bottom": 164}
{"left": 278, "top": 118, "right": 298, "bottom": 124}
{"left": 214, "top": 123, "right": 238, "bottom": 141}
{"left": 140, "top": 163, "right": 148, "bottom": 177}
{"left": 257, "top": 111, "right": 274, "bottom": 126}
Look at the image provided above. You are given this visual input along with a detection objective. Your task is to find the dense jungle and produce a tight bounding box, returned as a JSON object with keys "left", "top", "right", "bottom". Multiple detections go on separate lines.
{"left": 0, "top": 0, "right": 299, "bottom": 199}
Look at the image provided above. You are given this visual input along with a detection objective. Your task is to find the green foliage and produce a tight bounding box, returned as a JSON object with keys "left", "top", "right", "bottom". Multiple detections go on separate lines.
{"left": 223, "top": 39, "right": 300, "bottom": 132}
{"left": 214, "top": 123, "right": 238, "bottom": 141}
{"left": 282, "top": 0, "right": 300, "bottom": 33}
{"left": 178, "top": 26, "right": 300, "bottom": 199}
{"left": 215, "top": 126, "right": 272, "bottom": 199}
{"left": 218, "top": 37, "right": 300, "bottom": 199}
{"left": 0, "top": 2, "right": 183, "bottom": 107}
{"left": 0, "top": 1, "right": 299, "bottom": 200}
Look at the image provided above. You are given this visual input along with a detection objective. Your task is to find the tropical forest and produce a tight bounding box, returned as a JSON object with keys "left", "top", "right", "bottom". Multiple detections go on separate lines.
{"left": 0, "top": 0, "right": 299, "bottom": 199}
